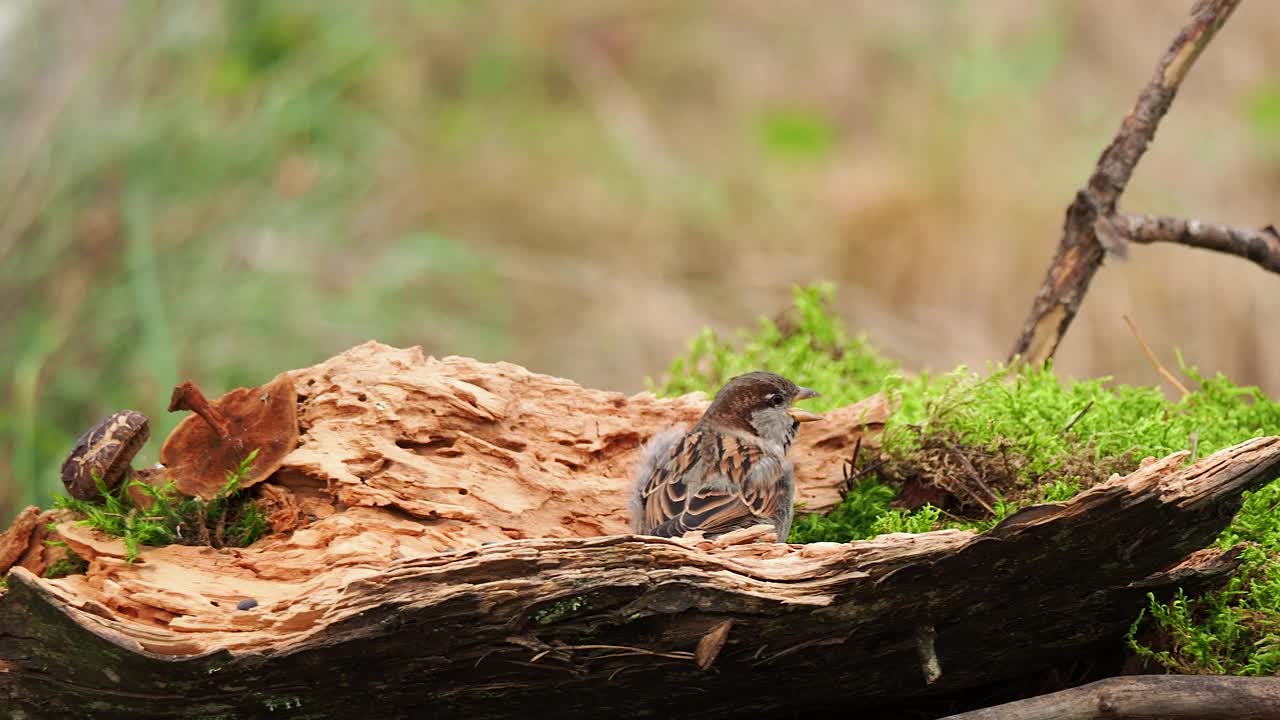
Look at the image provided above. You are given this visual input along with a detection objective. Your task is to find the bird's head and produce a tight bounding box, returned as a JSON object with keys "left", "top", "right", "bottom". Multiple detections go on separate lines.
{"left": 699, "top": 371, "right": 820, "bottom": 450}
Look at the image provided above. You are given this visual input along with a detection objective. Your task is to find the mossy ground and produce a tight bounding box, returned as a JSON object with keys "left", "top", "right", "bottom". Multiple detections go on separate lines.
{"left": 653, "top": 283, "right": 1280, "bottom": 676}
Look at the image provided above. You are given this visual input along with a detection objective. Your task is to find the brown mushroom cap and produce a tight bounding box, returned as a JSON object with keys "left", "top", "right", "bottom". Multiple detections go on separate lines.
{"left": 160, "top": 374, "right": 299, "bottom": 500}
{"left": 60, "top": 410, "right": 150, "bottom": 501}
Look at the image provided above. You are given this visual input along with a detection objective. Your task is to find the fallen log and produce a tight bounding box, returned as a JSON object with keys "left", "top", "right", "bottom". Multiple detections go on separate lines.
{"left": 0, "top": 342, "right": 1278, "bottom": 718}
{"left": 941, "top": 675, "right": 1280, "bottom": 720}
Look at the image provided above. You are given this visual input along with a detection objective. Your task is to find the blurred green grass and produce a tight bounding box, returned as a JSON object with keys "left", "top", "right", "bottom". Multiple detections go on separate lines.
{"left": 0, "top": 1, "right": 513, "bottom": 515}
{"left": 2, "top": 0, "right": 1279, "bottom": 524}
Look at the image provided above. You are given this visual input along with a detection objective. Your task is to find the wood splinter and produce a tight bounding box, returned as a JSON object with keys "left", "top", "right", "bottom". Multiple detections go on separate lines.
{"left": 915, "top": 624, "right": 943, "bottom": 685}
{"left": 695, "top": 619, "right": 735, "bottom": 671}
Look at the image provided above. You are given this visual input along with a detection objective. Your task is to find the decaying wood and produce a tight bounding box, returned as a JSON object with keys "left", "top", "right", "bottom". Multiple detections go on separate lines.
{"left": 0, "top": 506, "right": 40, "bottom": 572}
{"left": 0, "top": 342, "right": 1278, "bottom": 718}
{"left": 0, "top": 507, "right": 74, "bottom": 579}
{"left": 1009, "top": 0, "right": 1242, "bottom": 364}
{"left": 941, "top": 675, "right": 1280, "bottom": 720}
{"left": 275, "top": 342, "right": 888, "bottom": 545}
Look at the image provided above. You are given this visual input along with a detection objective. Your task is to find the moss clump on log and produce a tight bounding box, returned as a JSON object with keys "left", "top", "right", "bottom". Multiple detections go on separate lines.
{"left": 653, "top": 282, "right": 1280, "bottom": 677}
{"left": 50, "top": 450, "right": 268, "bottom": 563}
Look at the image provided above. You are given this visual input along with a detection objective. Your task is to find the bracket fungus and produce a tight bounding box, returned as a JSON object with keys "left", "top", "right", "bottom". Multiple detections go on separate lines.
{"left": 58, "top": 410, "right": 150, "bottom": 501}
{"left": 160, "top": 375, "right": 299, "bottom": 499}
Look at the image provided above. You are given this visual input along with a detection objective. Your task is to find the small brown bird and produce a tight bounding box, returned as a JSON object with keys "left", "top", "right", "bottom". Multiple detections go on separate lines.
{"left": 630, "top": 371, "right": 820, "bottom": 541}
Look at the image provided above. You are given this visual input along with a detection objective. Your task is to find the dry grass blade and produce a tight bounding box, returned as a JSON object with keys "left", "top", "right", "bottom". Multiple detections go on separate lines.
{"left": 1123, "top": 315, "right": 1191, "bottom": 398}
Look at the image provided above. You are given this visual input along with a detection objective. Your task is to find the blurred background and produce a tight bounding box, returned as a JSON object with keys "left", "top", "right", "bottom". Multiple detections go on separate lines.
{"left": 2, "top": 0, "right": 1279, "bottom": 523}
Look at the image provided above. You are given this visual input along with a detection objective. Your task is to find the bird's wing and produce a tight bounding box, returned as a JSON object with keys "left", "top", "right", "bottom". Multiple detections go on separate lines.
{"left": 635, "top": 429, "right": 698, "bottom": 534}
{"left": 629, "top": 426, "right": 686, "bottom": 532}
{"left": 640, "top": 430, "right": 787, "bottom": 537}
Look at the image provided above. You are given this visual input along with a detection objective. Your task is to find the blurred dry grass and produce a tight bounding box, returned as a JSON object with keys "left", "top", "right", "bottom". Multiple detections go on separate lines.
{"left": 1, "top": 0, "right": 1279, "bottom": 521}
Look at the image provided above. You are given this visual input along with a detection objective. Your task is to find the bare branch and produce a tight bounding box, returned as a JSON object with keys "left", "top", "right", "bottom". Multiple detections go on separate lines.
{"left": 1009, "top": 0, "right": 1242, "bottom": 365}
{"left": 941, "top": 675, "right": 1280, "bottom": 720}
{"left": 1119, "top": 213, "right": 1280, "bottom": 274}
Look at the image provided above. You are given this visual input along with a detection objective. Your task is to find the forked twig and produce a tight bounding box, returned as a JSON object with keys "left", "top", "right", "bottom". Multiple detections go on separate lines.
{"left": 1010, "top": 0, "right": 1244, "bottom": 364}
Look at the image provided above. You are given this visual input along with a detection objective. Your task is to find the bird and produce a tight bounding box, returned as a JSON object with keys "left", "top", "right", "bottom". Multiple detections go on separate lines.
{"left": 629, "top": 371, "right": 820, "bottom": 541}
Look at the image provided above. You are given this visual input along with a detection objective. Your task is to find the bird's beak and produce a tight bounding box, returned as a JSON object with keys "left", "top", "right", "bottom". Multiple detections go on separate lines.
{"left": 790, "top": 388, "right": 821, "bottom": 422}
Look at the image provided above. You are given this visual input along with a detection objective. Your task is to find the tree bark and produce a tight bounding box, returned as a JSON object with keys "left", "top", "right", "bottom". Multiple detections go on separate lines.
{"left": 1, "top": 343, "right": 1279, "bottom": 718}
{"left": 941, "top": 675, "right": 1280, "bottom": 720}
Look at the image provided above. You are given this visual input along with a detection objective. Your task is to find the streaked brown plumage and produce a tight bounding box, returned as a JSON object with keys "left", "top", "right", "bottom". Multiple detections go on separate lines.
{"left": 629, "top": 371, "right": 819, "bottom": 541}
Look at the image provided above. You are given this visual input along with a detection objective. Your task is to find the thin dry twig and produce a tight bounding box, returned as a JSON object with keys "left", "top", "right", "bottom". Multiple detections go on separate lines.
{"left": 1119, "top": 214, "right": 1280, "bottom": 274}
{"left": 1060, "top": 400, "right": 1095, "bottom": 436}
{"left": 533, "top": 644, "right": 696, "bottom": 663}
{"left": 194, "top": 503, "right": 211, "bottom": 547}
{"left": 213, "top": 505, "right": 228, "bottom": 550}
{"left": 1123, "top": 315, "right": 1192, "bottom": 398}
{"left": 949, "top": 449, "right": 1000, "bottom": 515}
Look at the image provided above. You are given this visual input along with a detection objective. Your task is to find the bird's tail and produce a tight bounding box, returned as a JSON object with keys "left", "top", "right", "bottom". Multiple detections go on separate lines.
{"left": 628, "top": 426, "right": 686, "bottom": 533}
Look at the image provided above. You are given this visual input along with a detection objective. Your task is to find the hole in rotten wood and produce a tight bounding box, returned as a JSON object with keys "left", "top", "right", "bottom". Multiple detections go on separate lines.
{"left": 458, "top": 488, "right": 468, "bottom": 495}
{"left": 348, "top": 456, "right": 389, "bottom": 482}
{"left": 493, "top": 438, "right": 527, "bottom": 453}
{"left": 814, "top": 434, "right": 848, "bottom": 450}
{"left": 356, "top": 393, "right": 367, "bottom": 402}
{"left": 554, "top": 457, "right": 583, "bottom": 471}
{"left": 460, "top": 376, "right": 491, "bottom": 391}
{"left": 589, "top": 433, "right": 642, "bottom": 458}
{"left": 395, "top": 437, "right": 458, "bottom": 455}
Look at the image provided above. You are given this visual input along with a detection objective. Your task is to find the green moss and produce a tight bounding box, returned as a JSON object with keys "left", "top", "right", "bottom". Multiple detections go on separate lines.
{"left": 789, "top": 479, "right": 897, "bottom": 542}
{"left": 54, "top": 449, "right": 268, "bottom": 562}
{"left": 261, "top": 696, "right": 304, "bottom": 712}
{"left": 651, "top": 283, "right": 899, "bottom": 408}
{"left": 228, "top": 499, "right": 268, "bottom": 549}
{"left": 43, "top": 551, "right": 89, "bottom": 579}
{"left": 532, "top": 595, "right": 589, "bottom": 625}
{"left": 1129, "top": 482, "right": 1280, "bottom": 676}
{"left": 657, "top": 282, "right": 1280, "bottom": 675}
{"left": 1128, "top": 564, "right": 1280, "bottom": 676}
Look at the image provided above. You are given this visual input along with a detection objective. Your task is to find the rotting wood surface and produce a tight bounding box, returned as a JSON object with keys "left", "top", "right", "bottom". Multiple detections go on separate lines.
{"left": 1, "top": 342, "right": 1278, "bottom": 719}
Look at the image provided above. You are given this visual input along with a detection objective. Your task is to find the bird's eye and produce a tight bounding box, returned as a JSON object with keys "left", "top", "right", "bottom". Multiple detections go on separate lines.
{"left": 765, "top": 393, "right": 784, "bottom": 407}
